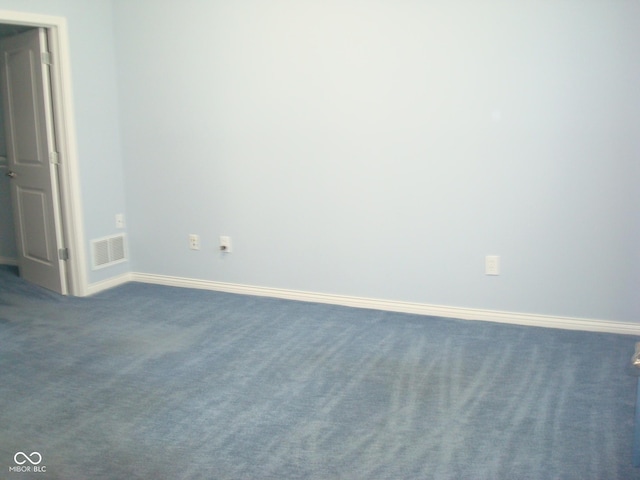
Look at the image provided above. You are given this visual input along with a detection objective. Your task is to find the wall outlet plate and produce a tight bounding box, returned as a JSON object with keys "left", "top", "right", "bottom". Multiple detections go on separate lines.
{"left": 485, "top": 255, "right": 500, "bottom": 275}
{"left": 189, "top": 234, "right": 200, "bottom": 250}
{"left": 219, "top": 236, "right": 232, "bottom": 253}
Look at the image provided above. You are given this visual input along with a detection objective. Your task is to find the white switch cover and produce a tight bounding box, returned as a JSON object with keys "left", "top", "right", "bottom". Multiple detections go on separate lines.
{"left": 115, "top": 214, "right": 125, "bottom": 229}
{"left": 486, "top": 255, "right": 500, "bottom": 275}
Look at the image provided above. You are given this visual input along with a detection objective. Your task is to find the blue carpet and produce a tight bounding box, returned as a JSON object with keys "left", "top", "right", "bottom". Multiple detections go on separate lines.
{"left": 1, "top": 265, "right": 639, "bottom": 479}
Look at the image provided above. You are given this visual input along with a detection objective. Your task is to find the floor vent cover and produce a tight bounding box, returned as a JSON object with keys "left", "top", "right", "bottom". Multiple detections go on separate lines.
{"left": 91, "top": 234, "right": 127, "bottom": 270}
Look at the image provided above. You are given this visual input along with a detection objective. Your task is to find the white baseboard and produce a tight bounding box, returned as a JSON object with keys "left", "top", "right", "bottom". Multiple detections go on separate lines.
{"left": 86, "top": 272, "right": 133, "bottom": 296}
{"left": 0, "top": 256, "right": 18, "bottom": 266}
{"left": 128, "top": 272, "right": 640, "bottom": 336}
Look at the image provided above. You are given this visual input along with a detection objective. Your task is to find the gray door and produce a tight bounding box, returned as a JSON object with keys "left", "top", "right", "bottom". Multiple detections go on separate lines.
{"left": 0, "top": 28, "right": 67, "bottom": 294}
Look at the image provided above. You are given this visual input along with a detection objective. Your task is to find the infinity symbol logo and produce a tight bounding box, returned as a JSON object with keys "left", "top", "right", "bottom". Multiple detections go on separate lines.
{"left": 14, "top": 452, "right": 42, "bottom": 465}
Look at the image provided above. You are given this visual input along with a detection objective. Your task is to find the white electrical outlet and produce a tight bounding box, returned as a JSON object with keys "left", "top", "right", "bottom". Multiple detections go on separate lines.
{"left": 189, "top": 234, "right": 200, "bottom": 250}
{"left": 219, "top": 236, "right": 232, "bottom": 253}
{"left": 485, "top": 255, "right": 500, "bottom": 275}
{"left": 115, "top": 213, "right": 125, "bottom": 229}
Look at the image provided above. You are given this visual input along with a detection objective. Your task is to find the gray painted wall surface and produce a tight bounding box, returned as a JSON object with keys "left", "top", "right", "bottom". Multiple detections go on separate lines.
{"left": 0, "top": 25, "right": 30, "bottom": 262}
{"left": 115, "top": 0, "right": 640, "bottom": 323}
{"left": 0, "top": 96, "right": 16, "bottom": 261}
{"left": 0, "top": 1, "right": 637, "bottom": 324}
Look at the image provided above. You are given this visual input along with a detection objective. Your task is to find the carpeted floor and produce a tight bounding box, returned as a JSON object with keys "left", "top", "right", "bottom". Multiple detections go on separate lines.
{"left": 1, "top": 264, "right": 639, "bottom": 479}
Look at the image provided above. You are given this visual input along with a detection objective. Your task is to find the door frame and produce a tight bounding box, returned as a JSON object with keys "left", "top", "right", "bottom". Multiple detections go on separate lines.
{"left": 0, "top": 10, "right": 87, "bottom": 296}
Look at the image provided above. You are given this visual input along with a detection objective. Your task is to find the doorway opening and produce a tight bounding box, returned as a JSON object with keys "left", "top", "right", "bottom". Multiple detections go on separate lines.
{"left": 0, "top": 11, "right": 86, "bottom": 296}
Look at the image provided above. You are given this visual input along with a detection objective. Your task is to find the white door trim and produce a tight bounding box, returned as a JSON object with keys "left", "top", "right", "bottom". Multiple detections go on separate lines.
{"left": 0, "top": 10, "right": 87, "bottom": 296}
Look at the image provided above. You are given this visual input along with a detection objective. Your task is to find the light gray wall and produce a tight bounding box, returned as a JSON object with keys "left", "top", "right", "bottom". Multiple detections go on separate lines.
{"left": 0, "top": 180, "right": 15, "bottom": 263}
{"left": 0, "top": 93, "right": 17, "bottom": 262}
{"left": 115, "top": 0, "right": 640, "bottom": 323}
{"left": 4, "top": 1, "right": 633, "bottom": 323}
{"left": 0, "top": 0, "right": 129, "bottom": 282}
{"left": 0, "top": 25, "right": 31, "bottom": 263}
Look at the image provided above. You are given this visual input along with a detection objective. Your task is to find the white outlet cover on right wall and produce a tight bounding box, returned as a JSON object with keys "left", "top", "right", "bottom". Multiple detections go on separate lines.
{"left": 486, "top": 255, "right": 500, "bottom": 276}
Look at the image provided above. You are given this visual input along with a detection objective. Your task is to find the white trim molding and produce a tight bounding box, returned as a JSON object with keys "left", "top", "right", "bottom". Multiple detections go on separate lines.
{"left": 126, "top": 273, "right": 640, "bottom": 336}
{"left": 0, "top": 256, "right": 18, "bottom": 266}
{"left": 86, "top": 272, "right": 133, "bottom": 296}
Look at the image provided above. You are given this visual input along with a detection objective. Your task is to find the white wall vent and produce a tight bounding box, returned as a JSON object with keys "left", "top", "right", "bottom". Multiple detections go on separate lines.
{"left": 91, "top": 234, "right": 127, "bottom": 270}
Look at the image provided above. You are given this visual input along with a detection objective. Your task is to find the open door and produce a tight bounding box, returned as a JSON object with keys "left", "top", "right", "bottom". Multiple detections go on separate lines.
{"left": 0, "top": 27, "right": 67, "bottom": 294}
